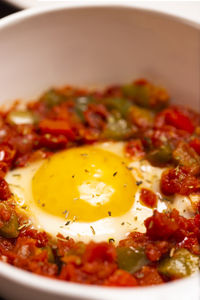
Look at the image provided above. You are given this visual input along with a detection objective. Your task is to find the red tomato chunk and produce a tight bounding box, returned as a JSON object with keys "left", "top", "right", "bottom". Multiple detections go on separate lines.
{"left": 140, "top": 188, "right": 157, "bottom": 208}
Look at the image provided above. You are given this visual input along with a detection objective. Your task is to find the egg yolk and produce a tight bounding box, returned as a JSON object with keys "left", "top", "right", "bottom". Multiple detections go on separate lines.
{"left": 32, "top": 146, "right": 136, "bottom": 222}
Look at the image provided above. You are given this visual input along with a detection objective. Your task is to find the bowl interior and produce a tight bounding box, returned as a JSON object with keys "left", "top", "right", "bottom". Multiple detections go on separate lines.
{"left": 0, "top": 5, "right": 199, "bottom": 110}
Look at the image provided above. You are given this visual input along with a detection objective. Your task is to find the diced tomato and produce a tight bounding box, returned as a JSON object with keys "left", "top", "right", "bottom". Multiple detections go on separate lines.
{"left": 14, "top": 153, "right": 32, "bottom": 168}
{"left": 172, "top": 141, "right": 200, "bottom": 175}
{"left": 83, "top": 242, "right": 116, "bottom": 263}
{"left": 140, "top": 188, "right": 157, "bottom": 208}
{"left": 0, "top": 203, "right": 11, "bottom": 224}
{"left": 28, "top": 150, "right": 51, "bottom": 163}
{"left": 13, "top": 236, "right": 57, "bottom": 276}
{"left": 145, "top": 241, "right": 170, "bottom": 262}
{"left": 0, "top": 145, "right": 16, "bottom": 165}
{"left": 135, "top": 266, "right": 164, "bottom": 286}
{"left": 161, "top": 108, "right": 195, "bottom": 133}
{"left": 178, "top": 237, "right": 200, "bottom": 255}
{"left": 84, "top": 104, "right": 108, "bottom": 129}
{"left": 0, "top": 162, "right": 9, "bottom": 178}
{"left": 103, "top": 85, "right": 122, "bottom": 98}
{"left": 161, "top": 166, "right": 200, "bottom": 196}
{"left": 125, "top": 139, "right": 145, "bottom": 157}
{"left": 189, "top": 138, "right": 200, "bottom": 155}
{"left": 39, "top": 119, "right": 76, "bottom": 140}
{"left": 105, "top": 270, "right": 138, "bottom": 287}
{"left": 145, "top": 209, "right": 200, "bottom": 243}
{"left": 38, "top": 133, "right": 68, "bottom": 150}
{"left": 19, "top": 228, "right": 49, "bottom": 248}
{"left": 145, "top": 210, "right": 180, "bottom": 240}
{"left": 56, "top": 234, "right": 75, "bottom": 257}
{"left": 59, "top": 241, "right": 117, "bottom": 285}
{"left": 148, "top": 126, "right": 189, "bottom": 149}
{"left": 9, "top": 134, "right": 36, "bottom": 156}
{"left": 118, "top": 232, "right": 148, "bottom": 250}
{"left": 0, "top": 178, "right": 11, "bottom": 200}
{"left": 133, "top": 78, "right": 148, "bottom": 86}
{"left": 81, "top": 128, "right": 100, "bottom": 144}
{"left": 59, "top": 264, "right": 81, "bottom": 282}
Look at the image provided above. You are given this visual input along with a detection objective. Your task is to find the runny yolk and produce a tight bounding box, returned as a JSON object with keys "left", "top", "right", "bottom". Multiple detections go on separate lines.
{"left": 32, "top": 146, "right": 136, "bottom": 222}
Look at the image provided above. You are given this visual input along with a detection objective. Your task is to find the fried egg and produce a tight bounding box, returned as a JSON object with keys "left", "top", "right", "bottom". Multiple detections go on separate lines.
{"left": 5, "top": 142, "right": 196, "bottom": 244}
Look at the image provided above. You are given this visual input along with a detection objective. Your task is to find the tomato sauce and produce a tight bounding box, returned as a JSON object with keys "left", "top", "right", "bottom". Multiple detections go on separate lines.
{"left": 0, "top": 79, "right": 199, "bottom": 287}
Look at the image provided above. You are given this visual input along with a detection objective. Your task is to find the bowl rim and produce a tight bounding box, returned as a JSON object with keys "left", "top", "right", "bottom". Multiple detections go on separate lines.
{"left": 0, "top": 260, "right": 199, "bottom": 299}
{"left": 3, "top": 0, "right": 200, "bottom": 23}
{"left": 0, "top": 2, "right": 199, "bottom": 299}
{"left": 0, "top": 0, "right": 200, "bottom": 29}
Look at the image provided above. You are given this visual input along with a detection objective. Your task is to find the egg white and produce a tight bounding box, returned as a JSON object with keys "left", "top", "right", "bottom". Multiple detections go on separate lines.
{"left": 5, "top": 142, "right": 196, "bottom": 244}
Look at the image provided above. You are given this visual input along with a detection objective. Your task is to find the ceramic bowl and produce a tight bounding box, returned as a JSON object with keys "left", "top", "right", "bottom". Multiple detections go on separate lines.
{"left": 0, "top": 2, "right": 199, "bottom": 300}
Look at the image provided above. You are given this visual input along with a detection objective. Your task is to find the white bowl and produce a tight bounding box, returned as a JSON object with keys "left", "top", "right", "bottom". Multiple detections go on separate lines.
{"left": 0, "top": 2, "right": 199, "bottom": 300}
{"left": 4, "top": 0, "right": 200, "bottom": 25}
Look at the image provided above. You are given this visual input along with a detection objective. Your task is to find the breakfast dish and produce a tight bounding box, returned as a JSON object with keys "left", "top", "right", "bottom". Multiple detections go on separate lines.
{"left": 0, "top": 79, "right": 199, "bottom": 287}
